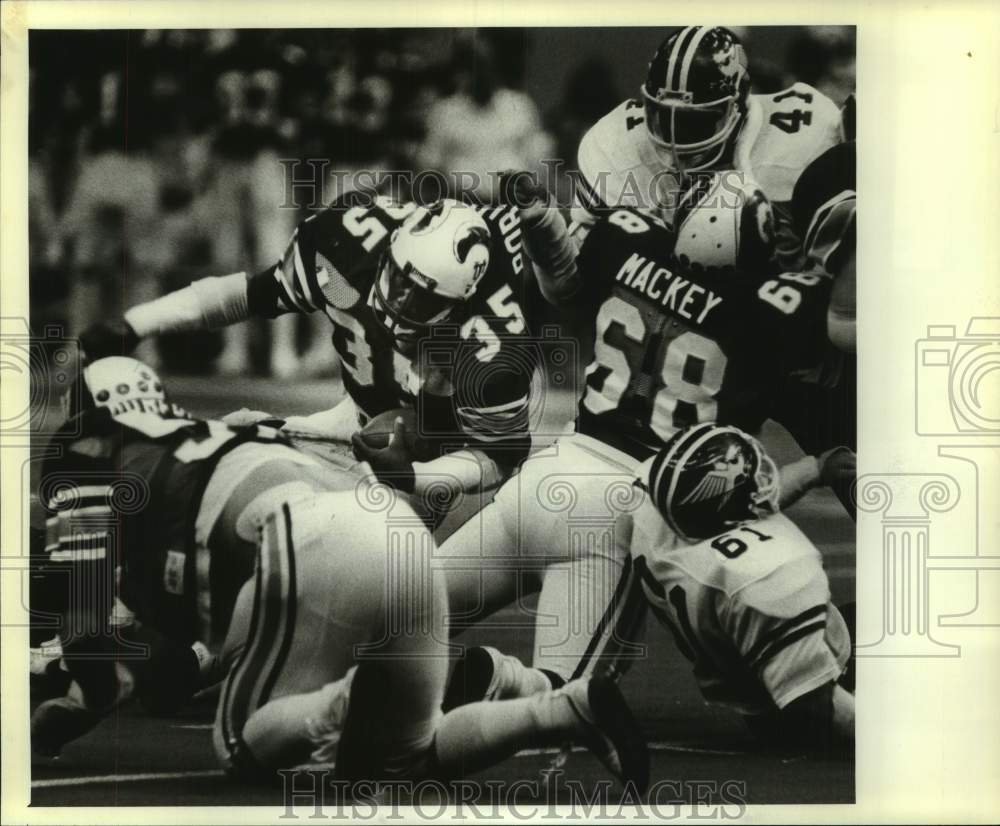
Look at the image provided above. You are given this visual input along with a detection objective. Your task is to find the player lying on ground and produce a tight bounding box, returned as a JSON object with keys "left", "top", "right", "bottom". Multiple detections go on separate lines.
{"left": 81, "top": 194, "right": 534, "bottom": 510}
{"left": 30, "top": 355, "right": 378, "bottom": 755}
{"left": 436, "top": 173, "right": 854, "bottom": 695}
{"left": 31, "top": 356, "right": 649, "bottom": 791}
{"left": 447, "top": 424, "right": 854, "bottom": 755}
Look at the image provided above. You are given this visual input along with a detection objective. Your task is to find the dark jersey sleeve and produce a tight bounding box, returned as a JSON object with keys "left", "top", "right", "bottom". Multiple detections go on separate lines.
{"left": 38, "top": 419, "right": 122, "bottom": 706}
{"left": 245, "top": 190, "right": 411, "bottom": 318}
{"left": 575, "top": 209, "right": 673, "bottom": 286}
{"left": 754, "top": 269, "right": 834, "bottom": 370}
{"left": 790, "top": 141, "right": 856, "bottom": 275}
{"left": 575, "top": 214, "right": 623, "bottom": 287}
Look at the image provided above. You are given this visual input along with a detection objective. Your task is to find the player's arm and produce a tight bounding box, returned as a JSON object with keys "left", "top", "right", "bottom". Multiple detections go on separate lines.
{"left": 353, "top": 338, "right": 532, "bottom": 500}
{"left": 31, "top": 474, "right": 130, "bottom": 756}
{"left": 499, "top": 171, "right": 581, "bottom": 306}
{"left": 778, "top": 446, "right": 856, "bottom": 510}
{"left": 769, "top": 680, "right": 854, "bottom": 753}
{"left": 79, "top": 194, "right": 367, "bottom": 360}
{"left": 723, "top": 568, "right": 854, "bottom": 753}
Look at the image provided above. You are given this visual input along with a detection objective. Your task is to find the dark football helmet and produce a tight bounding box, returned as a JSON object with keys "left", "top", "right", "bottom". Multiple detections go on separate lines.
{"left": 641, "top": 26, "right": 751, "bottom": 172}
{"left": 645, "top": 423, "right": 779, "bottom": 542}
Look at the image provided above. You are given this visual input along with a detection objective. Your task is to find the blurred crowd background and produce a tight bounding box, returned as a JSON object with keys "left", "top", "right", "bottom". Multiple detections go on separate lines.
{"left": 29, "top": 26, "right": 855, "bottom": 377}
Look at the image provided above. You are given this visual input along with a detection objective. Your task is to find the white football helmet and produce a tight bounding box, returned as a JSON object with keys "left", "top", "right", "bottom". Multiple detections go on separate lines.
{"left": 64, "top": 356, "right": 169, "bottom": 419}
{"left": 672, "top": 171, "right": 775, "bottom": 276}
{"left": 370, "top": 199, "right": 491, "bottom": 352}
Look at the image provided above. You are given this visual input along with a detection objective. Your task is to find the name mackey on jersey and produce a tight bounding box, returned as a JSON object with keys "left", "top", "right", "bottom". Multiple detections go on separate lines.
{"left": 575, "top": 210, "right": 831, "bottom": 458}
{"left": 244, "top": 191, "right": 532, "bottom": 463}
{"left": 633, "top": 510, "right": 850, "bottom": 715}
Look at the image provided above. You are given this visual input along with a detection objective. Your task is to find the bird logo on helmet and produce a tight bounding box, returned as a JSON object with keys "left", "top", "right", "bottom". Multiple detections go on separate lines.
{"left": 62, "top": 356, "right": 172, "bottom": 421}
{"left": 370, "top": 199, "right": 491, "bottom": 355}
{"left": 645, "top": 423, "right": 780, "bottom": 542}
{"left": 641, "top": 26, "right": 750, "bottom": 173}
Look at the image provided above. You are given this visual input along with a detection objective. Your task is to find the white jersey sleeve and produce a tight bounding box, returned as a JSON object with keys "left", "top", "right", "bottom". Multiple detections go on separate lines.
{"left": 719, "top": 551, "right": 850, "bottom": 709}
{"left": 574, "top": 99, "right": 678, "bottom": 229}
{"left": 745, "top": 83, "right": 843, "bottom": 204}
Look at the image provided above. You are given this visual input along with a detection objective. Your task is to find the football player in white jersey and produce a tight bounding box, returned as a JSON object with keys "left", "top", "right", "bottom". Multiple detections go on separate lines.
{"left": 449, "top": 424, "right": 854, "bottom": 754}
{"left": 632, "top": 423, "right": 853, "bottom": 751}
{"left": 572, "top": 26, "right": 843, "bottom": 266}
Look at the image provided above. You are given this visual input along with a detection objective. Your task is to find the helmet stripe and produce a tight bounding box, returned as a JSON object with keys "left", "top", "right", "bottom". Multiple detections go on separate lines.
{"left": 665, "top": 424, "right": 724, "bottom": 511}
{"left": 648, "top": 423, "right": 712, "bottom": 534}
{"left": 679, "top": 26, "right": 712, "bottom": 92}
{"left": 666, "top": 26, "right": 697, "bottom": 92}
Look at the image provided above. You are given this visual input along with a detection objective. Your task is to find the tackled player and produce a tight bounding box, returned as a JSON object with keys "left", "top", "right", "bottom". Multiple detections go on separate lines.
{"left": 31, "top": 357, "right": 649, "bottom": 790}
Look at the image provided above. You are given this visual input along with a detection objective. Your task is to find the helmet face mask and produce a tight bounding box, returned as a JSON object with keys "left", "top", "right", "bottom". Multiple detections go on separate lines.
{"left": 647, "top": 424, "right": 780, "bottom": 543}
{"left": 369, "top": 199, "right": 491, "bottom": 356}
{"left": 641, "top": 89, "right": 742, "bottom": 171}
{"left": 371, "top": 250, "right": 464, "bottom": 354}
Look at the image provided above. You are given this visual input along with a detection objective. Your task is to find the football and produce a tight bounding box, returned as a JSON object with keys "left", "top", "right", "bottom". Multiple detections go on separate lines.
{"left": 355, "top": 407, "right": 419, "bottom": 451}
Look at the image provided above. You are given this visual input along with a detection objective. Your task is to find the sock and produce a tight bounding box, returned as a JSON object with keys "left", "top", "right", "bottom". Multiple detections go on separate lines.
{"left": 496, "top": 655, "right": 556, "bottom": 699}
{"left": 538, "top": 668, "right": 566, "bottom": 690}
{"left": 433, "top": 686, "right": 588, "bottom": 778}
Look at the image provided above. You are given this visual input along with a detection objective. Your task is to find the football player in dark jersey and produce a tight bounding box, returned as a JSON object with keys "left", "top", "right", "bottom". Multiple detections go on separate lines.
{"left": 791, "top": 139, "right": 856, "bottom": 354}
{"left": 31, "top": 356, "right": 649, "bottom": 789}
{"left": 438, "top": 172, "right": 854, "bottom": 708}
{"left": 81, "top": 193, "right": 534, "bottom": 510}
{"left": 30, "top": 355, "right": 416, "bottom": 764}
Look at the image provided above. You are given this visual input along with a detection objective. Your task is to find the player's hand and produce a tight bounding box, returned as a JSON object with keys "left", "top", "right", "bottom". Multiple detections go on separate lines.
{"left": 498, "top": 169, "right": 550, "bottom": 210}
{"left": 29, "top": 671, "right": 133, "bottom": 758}
{"left": 221, "top": 408, "right": 285, "bottom": 429}
{"left": 31, "top": 693, "right": 102, "bottom": 758}
{"left": 351, "top": 417, "right": 417, "bottom": 493}
{"left": 80, "top": 318, "right": 140, "bottom": 362}
{"left": 818, "top": 446, "right": 856, "bottom": 487}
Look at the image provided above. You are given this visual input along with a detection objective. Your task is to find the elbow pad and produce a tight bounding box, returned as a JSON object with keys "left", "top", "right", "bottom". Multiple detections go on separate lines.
{"left": 125, "top": 272, "right": 250, "bottom": 337}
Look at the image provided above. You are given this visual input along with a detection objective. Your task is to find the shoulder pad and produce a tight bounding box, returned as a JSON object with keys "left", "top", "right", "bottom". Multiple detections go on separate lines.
{"left": 577, "top": 101, "right": 652, "bottom": 210}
